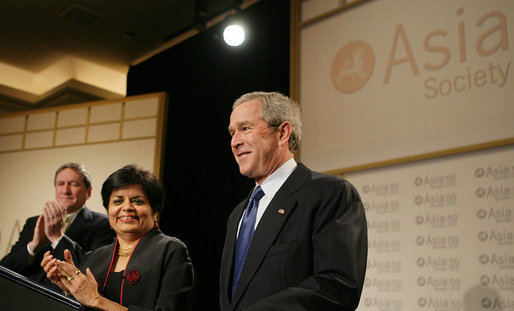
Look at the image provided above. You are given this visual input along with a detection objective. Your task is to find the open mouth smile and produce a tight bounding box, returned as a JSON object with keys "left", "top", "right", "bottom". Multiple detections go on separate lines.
{"left": 119, "top": 216, "right": 138, "bottom": 222}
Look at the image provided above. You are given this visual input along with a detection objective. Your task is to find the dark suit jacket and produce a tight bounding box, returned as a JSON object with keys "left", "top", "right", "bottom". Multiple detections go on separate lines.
{"left": 80, "top": 227, "right": 194, "bottom": 311}
{"left": 0, "top": 206, "right": 115, "bottom": 290}
{"left": 220, "top": 163, "right": 368, "bottom": 311}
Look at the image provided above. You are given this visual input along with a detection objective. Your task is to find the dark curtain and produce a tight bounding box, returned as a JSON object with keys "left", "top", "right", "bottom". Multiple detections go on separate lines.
{"left": 126, "top": 1, "right": 290, "bottom": 310}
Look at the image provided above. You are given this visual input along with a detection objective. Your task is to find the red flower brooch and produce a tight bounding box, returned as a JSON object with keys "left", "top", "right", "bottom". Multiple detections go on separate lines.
{"left": 126, "top": 269, "right": 141, "bottom": 285}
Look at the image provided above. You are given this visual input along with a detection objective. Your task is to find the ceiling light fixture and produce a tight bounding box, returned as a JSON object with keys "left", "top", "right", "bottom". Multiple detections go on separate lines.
{"left": 223, "top": 24, "right": 245, "bottom": 46}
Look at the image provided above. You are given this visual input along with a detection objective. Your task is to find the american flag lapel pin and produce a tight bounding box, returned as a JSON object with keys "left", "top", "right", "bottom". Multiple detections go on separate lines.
{"left": 278, "top": 208, "right": 285, "bottom": 214}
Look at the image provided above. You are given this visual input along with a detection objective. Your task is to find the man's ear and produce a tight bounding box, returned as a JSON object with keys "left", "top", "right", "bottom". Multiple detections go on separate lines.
{"left": 86, "top": 187, "right": 92, "bottom": 199}
{"left": 277, "top": 121, "right": 292, "bottom": 146}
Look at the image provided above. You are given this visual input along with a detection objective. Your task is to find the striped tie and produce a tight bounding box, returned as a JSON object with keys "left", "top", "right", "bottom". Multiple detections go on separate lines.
{"left": 62, "top": 214, "right": 69, "bottom": 233}
{"left": 232, "top": 186, "right": 264, "bottom": 295}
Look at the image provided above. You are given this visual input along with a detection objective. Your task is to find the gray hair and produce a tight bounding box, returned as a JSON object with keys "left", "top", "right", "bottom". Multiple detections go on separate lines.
{"left": 233, "top": 91, "right": 302, "bottom": 152}
{"left": 54, "top": 162, "right": 92, "bottom": 189}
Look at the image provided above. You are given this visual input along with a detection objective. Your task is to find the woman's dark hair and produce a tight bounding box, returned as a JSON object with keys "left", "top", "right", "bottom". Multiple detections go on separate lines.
{"left": 101, "top": 165, "right": 164, "bottom": 214}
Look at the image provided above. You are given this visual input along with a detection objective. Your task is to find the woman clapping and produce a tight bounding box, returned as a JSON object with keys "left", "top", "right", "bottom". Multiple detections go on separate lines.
{"left": 42, "top": 165, "right": 194, "bottom": 311}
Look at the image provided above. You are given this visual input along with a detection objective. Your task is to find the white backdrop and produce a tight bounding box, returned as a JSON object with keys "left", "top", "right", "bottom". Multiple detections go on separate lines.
{"left": 299, "top": 0, "right": 514, "bottom": 172}
{"left": 347, "top": 144, "right": 513, "bottom": 311}
{"left": 297, "top": 1, "right": 514, "bottom": 310}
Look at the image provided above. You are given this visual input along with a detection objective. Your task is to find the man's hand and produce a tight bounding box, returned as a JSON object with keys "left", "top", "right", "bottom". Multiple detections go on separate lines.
{"left": 42, "top": 200, "right": 67, "bottom": 243}
{"left": 28, "top": 214, "right": 49, "bottom": 253}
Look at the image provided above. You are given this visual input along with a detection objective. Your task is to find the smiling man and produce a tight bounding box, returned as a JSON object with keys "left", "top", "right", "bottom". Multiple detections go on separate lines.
{"left": 221, "top": 92, "right": 368, "bottom": 311}
{"left": 0, "top": 162, "right": 115, "bottom": 290}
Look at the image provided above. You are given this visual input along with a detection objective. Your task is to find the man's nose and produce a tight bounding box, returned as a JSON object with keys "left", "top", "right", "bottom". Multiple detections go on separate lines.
{"left": 231, "top": 132, "right": 242, "bottom": 149}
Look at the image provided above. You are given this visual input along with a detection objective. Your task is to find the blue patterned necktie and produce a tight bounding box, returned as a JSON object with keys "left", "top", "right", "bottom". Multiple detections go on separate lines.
{"left": 232, "top": 186, "right": 265, "bottom": 296}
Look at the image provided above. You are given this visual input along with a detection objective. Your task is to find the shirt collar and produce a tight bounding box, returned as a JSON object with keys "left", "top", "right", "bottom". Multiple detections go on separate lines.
{"left": 258, "top": 158, "right": 297, "bottom": 200}
{"left": 66, "top": 206, "right": 85, "bottom": 223}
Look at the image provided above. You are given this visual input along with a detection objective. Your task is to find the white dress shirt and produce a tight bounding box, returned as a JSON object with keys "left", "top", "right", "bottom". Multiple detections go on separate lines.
{"left": 237, "top": 158, "right": 297, "bottom": 236}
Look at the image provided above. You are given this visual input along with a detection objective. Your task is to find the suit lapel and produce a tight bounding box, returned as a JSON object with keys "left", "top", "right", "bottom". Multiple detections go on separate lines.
{"left": 230, "top": 164, "right": 310, "bottom": 309}
{"left": 65, "top": 207, "right": 91, "bottom": 240}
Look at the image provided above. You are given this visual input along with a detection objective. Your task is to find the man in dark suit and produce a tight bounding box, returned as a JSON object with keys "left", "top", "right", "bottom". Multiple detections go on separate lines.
{"left": 0, "top": 162, "right": 115, "bottom": 289}
{"left": 221, "top": 92, "right": 367, "bottom": 311}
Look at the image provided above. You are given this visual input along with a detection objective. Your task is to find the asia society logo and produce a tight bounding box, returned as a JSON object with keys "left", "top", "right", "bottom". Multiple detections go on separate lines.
{"left": 416, "top": 236, "right": 425, "bottom": 245}
{"left": 479, "top": 254, "right": 489, "bottom": 264}
{"left": 417, "top": 257, "right": 426, "bottom": 267}
{"left": 415, "top": 195, "right": 424, "bottom": 205}
{"left": 476, "top": 187, "right": 486, "bottom": 198}
{"left": 417, "top": 277, "right": 426, "bottom": 286}
{"left": 482, "top": 298, "right": 492, "bottom": 309}
{"left": 330, "top": 41, "right": 374, "bottom": 94}
{"left": 480, "top": 275, "right": 491, "bottom": 286}
{"left": 418, "top": 298, "right": 427, "bottom": 308}
{"left": 475, "top": 167, "right": 485, "bottom": 178}
{"left": 364, "top": 298, "right": 372, "bottom": 307}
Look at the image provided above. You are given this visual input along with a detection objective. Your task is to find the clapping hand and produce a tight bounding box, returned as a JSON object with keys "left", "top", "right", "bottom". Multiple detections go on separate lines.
{"left": 42, "top": 249, "right": 100, "bottom": 308}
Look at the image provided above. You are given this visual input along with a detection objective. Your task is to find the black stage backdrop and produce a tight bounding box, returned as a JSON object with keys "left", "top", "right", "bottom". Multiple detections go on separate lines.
{"left": 127, "top": 1, "right": 290, "bottom": 310}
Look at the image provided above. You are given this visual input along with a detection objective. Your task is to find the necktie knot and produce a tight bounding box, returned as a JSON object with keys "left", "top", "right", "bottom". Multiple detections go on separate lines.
{"left": 251, "top": 186, "right": 264, "bottom": 201}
